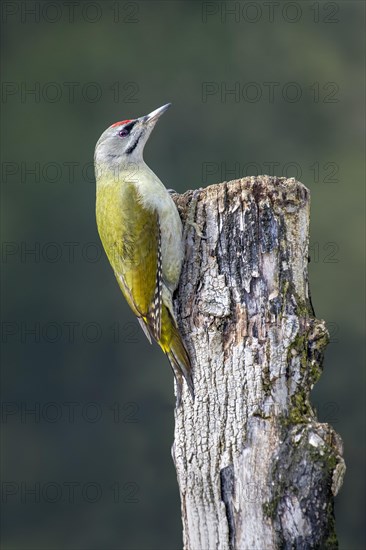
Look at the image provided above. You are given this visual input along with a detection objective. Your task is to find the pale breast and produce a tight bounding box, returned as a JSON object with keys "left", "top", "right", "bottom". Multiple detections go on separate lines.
{"left": 132, "top": 164, "right": 184, "bottom": 290}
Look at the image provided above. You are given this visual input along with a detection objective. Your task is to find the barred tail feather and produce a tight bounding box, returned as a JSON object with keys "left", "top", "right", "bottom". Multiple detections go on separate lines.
{"left": 167, "top": 337, "right": 195, "bottom": 405}
{"left": 160, "top": 307, "right": 194, "bottom": 406}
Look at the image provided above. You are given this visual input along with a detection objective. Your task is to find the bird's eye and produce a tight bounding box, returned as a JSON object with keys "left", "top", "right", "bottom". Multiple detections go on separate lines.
{"left": 118, "top": 128, "right": 129, "bottom": 138}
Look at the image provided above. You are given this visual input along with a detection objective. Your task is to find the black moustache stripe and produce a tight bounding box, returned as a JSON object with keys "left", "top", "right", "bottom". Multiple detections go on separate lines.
{"left": 126, "top": 131, "right": 142, "bottom": 155}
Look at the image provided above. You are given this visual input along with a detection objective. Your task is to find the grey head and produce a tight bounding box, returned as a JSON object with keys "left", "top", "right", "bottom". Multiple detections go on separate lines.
{"left": 94, "top": 103, "right": 171, "bottom": 173}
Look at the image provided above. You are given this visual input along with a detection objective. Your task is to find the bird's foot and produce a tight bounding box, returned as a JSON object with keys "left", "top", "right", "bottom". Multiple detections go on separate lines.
{"left": 184, "top": 188, "right": 207, "bottom": 240}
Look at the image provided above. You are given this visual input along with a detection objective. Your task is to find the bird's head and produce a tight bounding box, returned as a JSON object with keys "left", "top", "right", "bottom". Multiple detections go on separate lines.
{"left": 94, "top": 103, "right": 171, "bottom": 173}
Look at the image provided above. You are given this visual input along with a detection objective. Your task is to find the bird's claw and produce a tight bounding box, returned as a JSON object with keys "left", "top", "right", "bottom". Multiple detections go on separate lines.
{"left": 184, "top": 188, "right": 207, "bottom": 240}
{"left": 186, "top": 220, "right": 206, "bottom": 239}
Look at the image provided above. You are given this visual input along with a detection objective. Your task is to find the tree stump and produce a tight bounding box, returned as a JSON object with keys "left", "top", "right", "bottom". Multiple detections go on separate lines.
{"left": 171, "top": 177, "right": 345, "bottom": 550}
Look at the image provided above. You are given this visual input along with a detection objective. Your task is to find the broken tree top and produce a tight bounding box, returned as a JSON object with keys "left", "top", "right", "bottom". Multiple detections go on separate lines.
{"left": 171, "top": 176, "right": 345, "bottom": 550}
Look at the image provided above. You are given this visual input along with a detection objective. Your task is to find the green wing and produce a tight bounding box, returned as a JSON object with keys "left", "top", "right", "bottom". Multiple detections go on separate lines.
{"left": 97, "top": 182, "right": 162, "bottom": 341}
{"left": 97, "top": 180, "right": 194, "bottom": 403}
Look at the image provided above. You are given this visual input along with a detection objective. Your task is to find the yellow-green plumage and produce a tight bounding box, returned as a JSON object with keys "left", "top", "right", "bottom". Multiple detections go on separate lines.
{"left": 97, "top": 180, "right": 159, "bottom": 323}
{"left": 96, "top": 172, "right": 193, "bottom": 404}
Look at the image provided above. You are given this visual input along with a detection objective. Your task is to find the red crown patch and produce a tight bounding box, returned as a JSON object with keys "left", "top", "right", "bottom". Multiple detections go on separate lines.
{"left": 111, "top": 119, "right": 132, "bottom": 128}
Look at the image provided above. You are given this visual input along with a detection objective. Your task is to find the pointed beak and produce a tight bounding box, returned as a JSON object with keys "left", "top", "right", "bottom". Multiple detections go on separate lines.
{"left": 141, "top": 103, "right": 171, "bottom": 125}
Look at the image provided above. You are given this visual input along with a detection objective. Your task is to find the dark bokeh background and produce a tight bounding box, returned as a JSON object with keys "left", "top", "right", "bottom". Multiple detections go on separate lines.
{"left": 1, "top": 1, "right": 365, "bottom": 548}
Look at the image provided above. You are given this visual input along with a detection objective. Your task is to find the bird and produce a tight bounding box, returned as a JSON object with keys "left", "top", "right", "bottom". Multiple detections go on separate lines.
{"left": 94, "top": 104, "right": 194, "bottom": 405}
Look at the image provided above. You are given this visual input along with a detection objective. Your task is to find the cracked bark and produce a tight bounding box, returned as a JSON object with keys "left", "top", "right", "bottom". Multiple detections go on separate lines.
{"left": 171, "top": 177, "right": 345, "bottom": 550}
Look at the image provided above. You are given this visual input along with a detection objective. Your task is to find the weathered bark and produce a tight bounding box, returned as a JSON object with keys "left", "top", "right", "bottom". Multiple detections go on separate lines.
{"left": 171, "top": 177, "right": 345, "bottom": 550}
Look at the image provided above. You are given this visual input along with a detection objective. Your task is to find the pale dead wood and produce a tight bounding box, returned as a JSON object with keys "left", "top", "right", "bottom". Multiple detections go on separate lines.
{"left": 171, "top": 177, "right": 345, "bottom": 550}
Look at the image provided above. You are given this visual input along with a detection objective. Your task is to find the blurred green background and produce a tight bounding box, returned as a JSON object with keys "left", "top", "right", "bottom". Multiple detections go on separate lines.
{"left": 1, "top": 1, "right": 364, "bottom": 548}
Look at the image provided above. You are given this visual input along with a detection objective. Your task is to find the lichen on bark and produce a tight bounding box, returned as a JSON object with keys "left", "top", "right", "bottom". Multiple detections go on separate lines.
{"left": 171, "top": 177, "right": 345, "bottom": 550}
